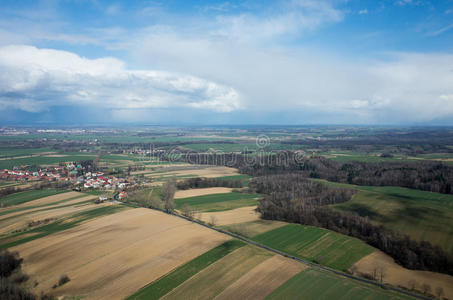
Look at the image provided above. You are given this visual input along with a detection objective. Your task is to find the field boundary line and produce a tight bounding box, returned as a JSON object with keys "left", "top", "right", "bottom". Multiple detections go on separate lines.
{"left": 164, "top": 208, "right": 430, "bottom": 300}
{"left": 119, "top": 200, "right": 431, "bottom": 300}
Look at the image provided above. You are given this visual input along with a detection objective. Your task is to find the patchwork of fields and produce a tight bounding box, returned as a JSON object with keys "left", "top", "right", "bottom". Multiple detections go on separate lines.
{"left": 0, "top": 188, "right": 70, "bottom": 207}
{"left": 352, "top": 251, "right": 453, "bottom": 299}
{"left": 129, "top": 241, "right": 412, "bottom": 300}
{"left": 198, "top": 206, "right": 260, "bottom": 226}
{"left": 266, "top": 268, "right": 412, "bottom": 300}
{"left": 326, "top": 182, "right": 453, "bottom": 253}
{"left": 2, "top": 164, "right": 448, "bottom": 300}
{"left": 318, "top": 150, "right": 453, "bottom": 165}
{"left": 174, "top": 187, "right": 233, "bottom": 199}
{"left": 253, "top": 224, "right": 375, "bottom": 271}
{"left": 175, "top": 192, "right": 260, "bottom": 212}
{"left": 13, "top": 208, "right": 230, "bottom": 299}
{"left": 0, "top": 153, "right": 98, "bottom": 169}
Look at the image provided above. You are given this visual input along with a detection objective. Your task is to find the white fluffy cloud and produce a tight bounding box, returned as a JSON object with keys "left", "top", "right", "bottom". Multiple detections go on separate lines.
{"left": 0, "top": 45, "right": 241, "bottom": 114}
{"left": 129, "top": 26, "right": 453, "bottom": 123}
{"left": 2, "top": 1, "right": 453, "bottom": 124}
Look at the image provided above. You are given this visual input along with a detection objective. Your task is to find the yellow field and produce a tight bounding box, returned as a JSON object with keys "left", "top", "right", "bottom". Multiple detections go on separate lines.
{"left": 222, "top": 219, "right": 288, "bottom": 238}
{"left": 162, "top": 245, "right": 273, "bottom": 300}
{"left": 215, "top": 255, "right": 306, "bottom": 300}
{"left": 13, "top": 208, "right": 229, "bottom": 300}
{"left": 199, "top": 206, "right": 260, "bottom": 226}
{"left": 0, "top": 192, "right": 91, "bottom": 222}
{"left": 1, "top": 191, "right": 82, "bottom": 210}
{"left": 352, "top": 251, "right": 453, "bottom": 299}
{"left": 0, "top": 197, "right": 100, "bottom": 234}
{"left": 174, "top": 187, "right": 233, "bottom": 199}
{"left": 147, "top": 166, "right": 239, "bottom": 178}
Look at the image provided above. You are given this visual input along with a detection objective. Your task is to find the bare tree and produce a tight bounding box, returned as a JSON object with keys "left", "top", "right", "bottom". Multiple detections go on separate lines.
{"left": 372, "top": 265, "right": 378, "bottom": 281}
{"left": 422, "top": 283, "right": 432, "bottom": 295}
{"left": 209, "top": 215, "right": 218, "bottom": 226}
{"left": 435, "top": 286, "right": 444, "bottom": 299}
{"left": 162, "top": 177, "right": 176, "bottom": 213}
{"left": 181, "top": 203, "right": 195, "bottom": 219}
{"left": 377, "top": 265, "right": 386, "bottom": 283}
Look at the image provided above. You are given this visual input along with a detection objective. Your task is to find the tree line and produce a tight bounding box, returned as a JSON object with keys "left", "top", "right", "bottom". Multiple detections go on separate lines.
{"left": 250, "top": 174, "right": 353, "bottom": 206}
{"left": 174, "top": 152, "right": 453, "bottom": 194}
{"left": 251, "top": 174, "right": 453, "bottom": 276}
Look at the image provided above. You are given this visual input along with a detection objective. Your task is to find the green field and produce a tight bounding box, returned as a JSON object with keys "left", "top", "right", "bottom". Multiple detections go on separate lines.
{"left": 312, "top": 178, "right": 453, "bottom": 252}
{"left": 175, "top": 192, "right": 260, "bottom": 212}
{"left": 266, "top": 268, "right": 413, "bottom": 300}
{"left": 220, "top": 219, "right": 287, "bottom": 238}
{"left": 414, "top": 153, "right": 453, "bottom": 160}
{"left": 0, "top": 154, "right": 97, "bottom": 169}
{"left": 162, "top": 244, "right": 273, "bottom": 299}
{"left": 0, "top": 147, "right": 55, "bottom": 158}
{"left": 318, "top": 151, "right": 411, "bottom": 163}
{"left": 0, "top": 204, "right": 127, "bottom": 249}
{"left": 0, "top": 188, "right": 68, "bottom": 206}
{"left": 215, "top": 174, "right": 252, "bottom": 186}
{"left": 317, "top": 150, "right": 453, "bottom": 165}
{"left": 0, "top": 181, "right": 20, "bottom": 187}
{"left": 127, "top": 240, "right": 245, "bottom": 300}
{"left": 253, "top": 224, "right": 375, "bottom": 271}
{"left": 330, "top": 184, "right": 453, "bottom": 253}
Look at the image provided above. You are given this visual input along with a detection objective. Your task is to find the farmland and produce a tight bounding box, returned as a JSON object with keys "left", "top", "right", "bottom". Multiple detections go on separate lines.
{"left": 352, "top": 251, "right": 453, "bottom": 299}
{"left": 160, "top": 245, "right": 275, "bottom": 299}
{"left": 174, "top": 187, "right": 233, "bottom": 199}
{"left": 175, "top": 192, "right": 260, "bottom": 212}
{"left": 0, "top": 153, "right": 98, "bottom": 169}
{"left": 221, "top": 219, "right": 288, "bottom": 237}
{"left": 266, "top": 268, "right": 412, "bottom": 300}
{"left": 198, "top": 206, "right": 260, "bottom": 226}
{"left": 0, "top": 194, "right": 99, "bottom": 235}
{"left": 0, "top": 185, "right": 420, "bottom": 300}
{"left": 0, "top": 188, "right": 69, "bottom": 206}
{"left": 253, "top": 224, "right": 375, "bottom": 271}
{"left": 127, "top": 240, "right": 246, "bottom": 300}
{"left": 0, "top": 147, "right": 55, "bottom": 158}
{"left": 129, "top": 241, "right": 413, "bottom": 300}
{"left": 1, "top": 205, "right": 126, "bottom": 249}
{"left": 146, "top": 166, "right": 240, "bottom": 179}
{"left": 323, "top": 182, "right": 453, "bottom": 253}
{"left": 12, "top": 208, "right": 230, "bottom": 299}
{"left": 1, "top": 126, "right": 453, "bottom": 299}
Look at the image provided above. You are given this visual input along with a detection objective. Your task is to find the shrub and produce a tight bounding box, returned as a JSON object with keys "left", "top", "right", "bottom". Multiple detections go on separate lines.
{"left": 9, "top": 272, "right": 29, "bottom": 284}
{"left": 0, "top": 278, "right": 36, "bottom": 300}
{"left": 0, "top": 251, "right": 23, "bottom": 278}
{"left": 58, "top": 274, "right": 70, "bottom": 286}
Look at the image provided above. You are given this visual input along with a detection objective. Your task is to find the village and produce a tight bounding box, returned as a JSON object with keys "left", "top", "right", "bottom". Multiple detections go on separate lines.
{"left": 0, "top": 161, "right": 137, "bottom": 191}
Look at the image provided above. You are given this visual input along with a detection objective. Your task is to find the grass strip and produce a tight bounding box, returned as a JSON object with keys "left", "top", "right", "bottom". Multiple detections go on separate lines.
{"left": 0, "top": 205, "right": 126, "bottom": 249}
{"left": 0, "top": 189, "right": 69, "bottom": 207}
{"left": 127, "top": 239, "right": 245, "bottom": 300}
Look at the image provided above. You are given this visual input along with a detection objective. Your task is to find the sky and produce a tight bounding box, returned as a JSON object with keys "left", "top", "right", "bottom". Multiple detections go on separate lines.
{"left": 1, "top": 0, "right": 453, "bottom": 125}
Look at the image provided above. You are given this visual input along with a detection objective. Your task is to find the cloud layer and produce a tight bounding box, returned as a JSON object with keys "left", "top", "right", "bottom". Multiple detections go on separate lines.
{"left": 0, "top": 45, "right": 241, "bottom": 115}
{"left": 1, "top": 1, "right": 453, "bottom": 124}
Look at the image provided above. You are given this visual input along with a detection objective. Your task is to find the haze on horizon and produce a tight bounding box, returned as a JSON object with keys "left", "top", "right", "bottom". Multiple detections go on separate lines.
{"left": 1, "top": 0, "right": 453, "bottom": 125}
